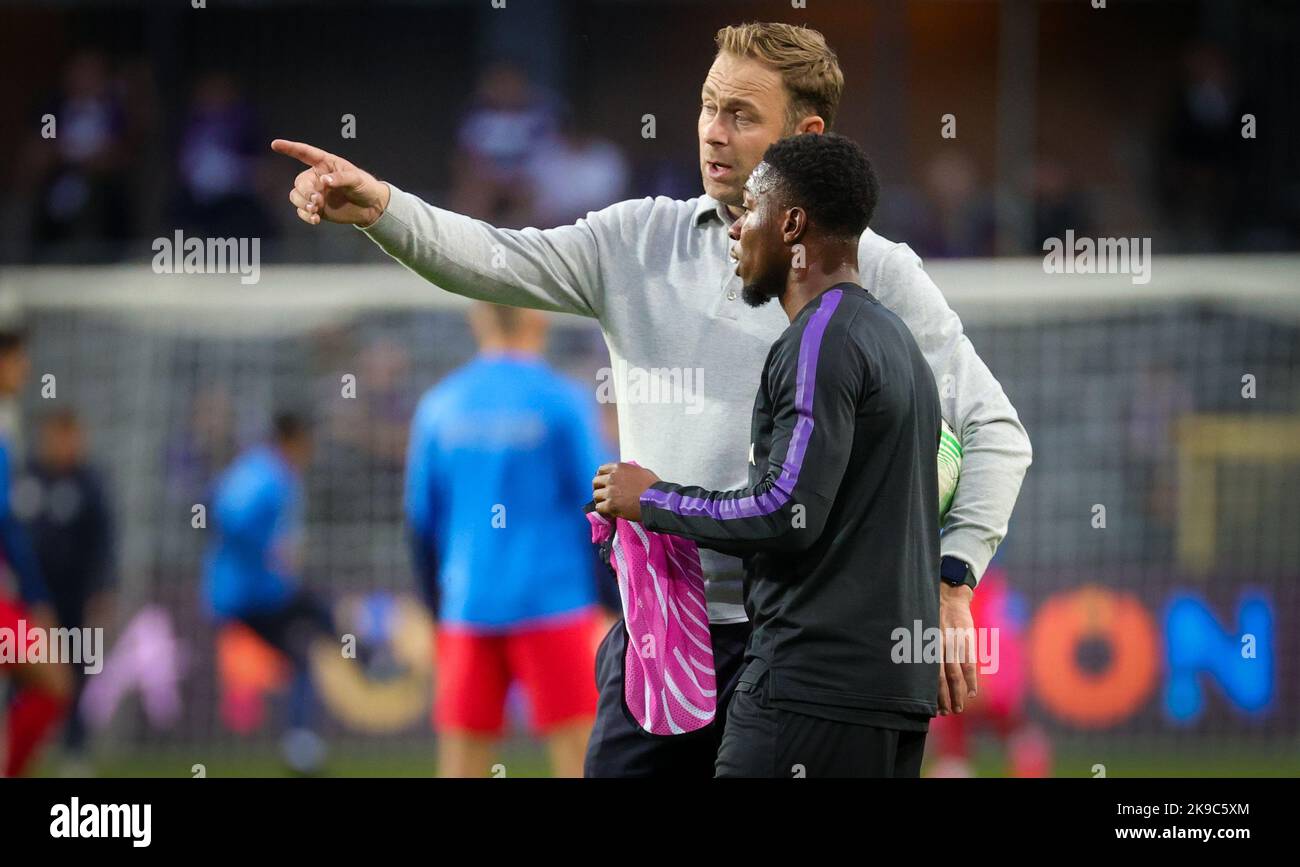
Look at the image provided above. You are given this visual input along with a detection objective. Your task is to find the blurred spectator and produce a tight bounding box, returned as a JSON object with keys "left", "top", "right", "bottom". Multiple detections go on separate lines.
{"left": 869, "top": 182, "right": 940, "bottom": 260}
{"left": 1158, "top": 43, "right": 1247, "bottom": 251}
{"left": 1029, "top": 157, "right": 1092, "bottom": 252}
{"left": 527, "top": 113, "right": 630, "bottom": 227}
{"left": 19, "top": 51, "right": 136, "bottom": 261}
{"left": 165, "top": 385, "right": 238, "bottom": 514}
{"left": 326, "top": 339, "right": 411, "bottom": 467}
{"left": 637, "top": 158, "right": 700, "bottom": 203}
{"left": 173, "top": 71, "right": 276, "bottom": 241}
{"left": 880, "top": 151, "right": 997, "bottom": 259}
{"left": 16, "top": 409, "right": 115, "bottom": 773}
{"left": 1126, "top": 363, "right": 1194, "bottom": 536}
{"left": 450, "top": 63, "right": 560, "bottom": 227}
{"left": 922, "top": 151, "right": 997, "bottom": 258}
{"left": 312, "top": 337, "right": 413, "bottom": 524}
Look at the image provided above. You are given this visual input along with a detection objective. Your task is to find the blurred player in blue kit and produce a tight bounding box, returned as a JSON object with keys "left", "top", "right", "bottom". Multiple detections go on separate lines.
{"left": 405, "top": 303, "right": 609, "bottom": 777}
{"left": 203, "top": 412, "right": 335, "bottom": 774}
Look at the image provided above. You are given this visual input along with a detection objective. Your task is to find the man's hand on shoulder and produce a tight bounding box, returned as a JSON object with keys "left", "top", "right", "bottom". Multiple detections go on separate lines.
{"left": 271, "top": 139, "right": 391, "bottom": 227}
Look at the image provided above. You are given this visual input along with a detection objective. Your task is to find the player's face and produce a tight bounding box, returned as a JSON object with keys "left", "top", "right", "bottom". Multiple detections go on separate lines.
{"left": 40, "top": 422, "right": 84, "bottom": 471}
{"left": 282, "top": 433, "right": 314, "bottom": 471}
{"left": 698, "top": 53, "right": 793, "bottom": 206}
{"left": 0, "top": 349, "right": 31, "bottom": 396}
{"left": 728, "top": 167, "right": 786, "bottom": 306}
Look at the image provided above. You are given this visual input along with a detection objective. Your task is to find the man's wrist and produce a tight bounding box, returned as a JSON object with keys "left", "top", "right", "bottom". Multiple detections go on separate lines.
{"left": 940, "top": 582, "right": 973, "bottom": 604}
{"left": 357, "top": 181, "right": 392, "bottom": 230}
{"left": 373, "top": 179, "right": 391, "bottom": 218}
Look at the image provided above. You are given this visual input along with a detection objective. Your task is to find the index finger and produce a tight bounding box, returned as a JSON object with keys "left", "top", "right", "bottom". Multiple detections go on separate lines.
{"left": 271, "top": 138, "right": 333, "bottom": 168}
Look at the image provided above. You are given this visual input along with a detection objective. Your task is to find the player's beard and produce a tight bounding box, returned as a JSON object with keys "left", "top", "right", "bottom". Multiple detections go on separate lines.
{"left": 741, "top": 284, "right": 775, "bottom": 308}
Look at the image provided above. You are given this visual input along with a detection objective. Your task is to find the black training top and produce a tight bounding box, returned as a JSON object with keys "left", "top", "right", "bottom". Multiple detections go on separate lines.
{"left": 640, "top": 282, "right": 941, "bottom": 728}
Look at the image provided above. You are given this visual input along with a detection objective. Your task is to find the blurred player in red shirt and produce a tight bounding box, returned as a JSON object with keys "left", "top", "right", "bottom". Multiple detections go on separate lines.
{"left": 926, "top": 567, "right": 1052, "bottom": 777}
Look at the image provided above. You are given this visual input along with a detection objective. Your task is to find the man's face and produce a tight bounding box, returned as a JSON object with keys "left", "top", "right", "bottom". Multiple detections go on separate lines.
{"left": 728, "top": 164, "right": 788, "bottom": 307}
{"left": 698, "top": 52, "right": 793, "bottom": 206}
{"left": 0, "top": 348, "right": 31, "bottom": 396}
{"left": 39, "top": 422, "right": 84, "bottom": 472}
{"left": 282, "top": 434, "right": 314, "bottom": 472}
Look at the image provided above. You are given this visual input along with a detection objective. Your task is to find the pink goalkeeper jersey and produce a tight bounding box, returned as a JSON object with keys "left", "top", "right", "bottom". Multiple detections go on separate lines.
{"left": 586, "top": 511, "right": 717, "bottom": 735}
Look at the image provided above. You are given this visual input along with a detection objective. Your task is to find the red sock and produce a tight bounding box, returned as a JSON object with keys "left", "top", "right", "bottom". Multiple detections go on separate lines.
{"left": 5, "top": 687, "right": 67, "bottom": 777}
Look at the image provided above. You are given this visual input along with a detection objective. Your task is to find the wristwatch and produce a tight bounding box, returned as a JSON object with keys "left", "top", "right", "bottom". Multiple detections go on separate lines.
{"left": 939, "top": 556, "right": 977, "bottom": 590}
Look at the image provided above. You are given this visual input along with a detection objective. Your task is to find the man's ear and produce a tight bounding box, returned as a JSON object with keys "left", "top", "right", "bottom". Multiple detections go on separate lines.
{"left": 782, "top": 206, "right": 808, "bottom": 245}
{"left": 794, "top": 116, "right": 825, "bottom": 135}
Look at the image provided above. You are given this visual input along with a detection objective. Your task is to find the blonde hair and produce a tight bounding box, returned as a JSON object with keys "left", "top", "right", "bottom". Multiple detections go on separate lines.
{"left": 715, "top": 22, "right": 845, "bottom": 130}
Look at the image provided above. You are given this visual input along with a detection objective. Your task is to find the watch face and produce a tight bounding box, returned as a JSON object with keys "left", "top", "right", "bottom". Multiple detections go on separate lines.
{"left": 939, "top": 556, "right": 972, "bottom": 587}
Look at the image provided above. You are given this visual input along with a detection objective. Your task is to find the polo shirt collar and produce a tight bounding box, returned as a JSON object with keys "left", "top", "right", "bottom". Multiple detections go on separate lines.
{"left": 693, "top": 195, "right": 733, "bottom": 228}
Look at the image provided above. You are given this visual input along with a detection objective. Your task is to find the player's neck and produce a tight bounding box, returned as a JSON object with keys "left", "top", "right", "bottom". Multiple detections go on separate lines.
{"left": 780, "top": 254, "right": 859, "bottom": 322}
{"left": 478, "top": 340, "right": 543, "bottom": 359}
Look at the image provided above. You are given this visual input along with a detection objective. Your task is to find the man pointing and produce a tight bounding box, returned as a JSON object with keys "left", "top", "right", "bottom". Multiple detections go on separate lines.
{"left": 272, "top": 22, "right": 1031, "bottom": 778}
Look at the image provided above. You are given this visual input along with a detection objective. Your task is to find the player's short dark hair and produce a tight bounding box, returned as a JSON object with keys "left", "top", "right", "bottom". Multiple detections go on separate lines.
{"left": 0, "top": 328, "right": 30, "bottom": 356}
{"left": 273, "top": 411, "right": 311, "bottom": 444}
{"left": 760, "top": 133, "right": 878, "bottom": 240}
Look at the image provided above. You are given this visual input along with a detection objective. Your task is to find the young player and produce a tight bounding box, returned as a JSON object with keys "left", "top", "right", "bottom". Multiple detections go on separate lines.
{"left": 202, "top": 413, "right": 335, "bottom": 774}
{"left": 23, "top": 408, "right": 115, "bottom": 773}
{"left": 594, "top": 134, "right": 940, "bottom": 776}
{"left": 406, "top": 303, "right": 604, "bottom": 777}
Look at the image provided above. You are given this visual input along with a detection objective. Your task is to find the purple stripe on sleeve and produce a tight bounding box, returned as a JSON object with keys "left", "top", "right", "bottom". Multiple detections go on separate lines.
{"left": 641, "top": 287, "right": 844, "bottom": 520}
